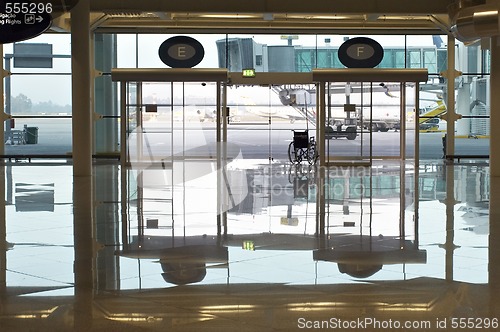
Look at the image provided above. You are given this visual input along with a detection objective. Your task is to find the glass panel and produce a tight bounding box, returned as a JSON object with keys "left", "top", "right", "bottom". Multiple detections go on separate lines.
{"left": 436, "top": 49, "right": 448, "bottom": 74}
{"left": 325, "top": 167, "right": 369, "bottom": 235}
{"left": 4, "top": 72, "right": 72, "bottom": 156}
{"left": 96, "top": 117, "right": 120, "bottom": 154}
{"left": 227, "top": 85, "right": 272, "bottom": 161}
{"left": 4, "top": 118, "right": 72, "bottom": 155}
{"left": 296, "top": 49, "right": 315, "bottom": 72}
{"left": 125, "top": 82, "right": 139, "bottom": 145}
{"left": 3, "top": 34, "right": 72, "bottom": 74}
{"left": 484, "top": 49, "right": 491, "bottom": 73}
{"left": 400, "top": 73, "right": 420, "bottom": 239}
{"left": 324, "top": 80, "right": 404, "bottom": 161}
{"left": 227, "top": 84, "right": 312, "bottom": 163}
{"left": 126, "top": 81, "right": 219, "bottom": 163}
{"left": 371, "top": 81, "right": 401, "bottom": 158}
{"left": 8, "top": 56, "right": 71, "bottom": 75}
{"left": 317, "top": 48, "right": 340, "bottom": 68}
{"left": 94, "top": 34, "right": 118, "bottom": 155}
{"left": 3, "top": 35, "right": 72, "bottom": 156}
{"left": 418, "top": 99, "right": 447, "bottom": 160}
{"left": 417, "top": 72, "right": 446, "bottom": 160}
{"left": 323, "top": 163, "right": 418, "bottom": 268}
{"left": 408, "top": 50, "right": 421, "bottom": 68}
{"left": 9, "top": 75, "right": 72, "bottom": 115}
{"left": 125, "top": 81, "right": 221, "bottom": 245}
{"left": 117, "top": 34, "right": 138, "bottom": 68}
{"left": 394, "top": 50, "right": 406, "bottom": 68}
{"left": 5, "top": 33, "right": 491, "bottom": 162}
{"left": 423, "top": 49, "right": 437, "bottom": 73}
{"left": 454, "top": 118, "right": 489, "bottom": 157}
{"left": 453, "top": 73, "right": 490, "bottom": 158}
{"left": 407, "top": 35, "right": 446, "bottom": 73}
{"left": 405, "top": 83, "right": 416, "bottom": 160}
{"left": 172, "top": 81, "right": 218, "bottom": 158}
{"left": 221, "top": 34, "right": 318, "bottom": 72}
{"left": 324, "top": 82, "right": 364, "bottom": 161}
{"left": 215, "top": 34, "right": 414, "bottom": 72}
{"left": 16, "top": 33, "right": 71, "bottom": 53}
{"left": 116, "top": 34, "right": 455, "bottom": 73}
{"left": 6, "top": 164, "right": 74, "bottom": 287}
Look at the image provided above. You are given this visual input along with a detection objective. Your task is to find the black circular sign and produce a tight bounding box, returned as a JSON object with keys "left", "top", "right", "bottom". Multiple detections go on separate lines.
{"left": 159, "top": 36, "right": 205, "bottom": 68}
{"left": 338, "top": 37, "right": 384, "bottom": 68}
{"left": 0, "top": 0, "right": 54, "bottom": 44}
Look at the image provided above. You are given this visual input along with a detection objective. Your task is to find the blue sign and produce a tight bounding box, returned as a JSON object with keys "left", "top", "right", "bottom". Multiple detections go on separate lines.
{"left": 338, "top": 37, "right": 384, "bottom": 68}
{"left": 159, "top": 36, "right": 205, "bottom": 68}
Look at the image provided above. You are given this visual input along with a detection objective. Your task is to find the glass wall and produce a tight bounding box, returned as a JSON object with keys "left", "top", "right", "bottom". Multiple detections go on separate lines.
{"left": 2, "top": 33, "right": 491, "bottom": 160}
{"left": 3, "top": 34, "right": 72, "bottom": 156}
{"left": 453, "top": 43, "right": 490, "bottom": 157}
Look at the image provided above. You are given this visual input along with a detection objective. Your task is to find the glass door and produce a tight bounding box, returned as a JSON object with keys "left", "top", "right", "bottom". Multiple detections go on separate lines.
{"left": 324, "top": 81, "right": 370, "bottom": 163}
{"left": 226, "top": 85, "right": 273, "bottom": 162}
{"left": 224, "top": 74, "right": 319, "bottom": 239}
{"left": 322, "top": 81, "right": 408, "bottom": 164}
{"left": 226, "top": 83, "right": 314, "bottom": 163}
{"left": 126, "top": 81, "right": 220, "bottom": 164}
{"left": 313, "top": 69, "right": 427, "bottom": 166}
{"left": 113, "top": 68, "right": 229, "bottom": 250}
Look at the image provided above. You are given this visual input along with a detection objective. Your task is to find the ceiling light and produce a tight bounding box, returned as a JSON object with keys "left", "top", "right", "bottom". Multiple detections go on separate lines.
{"left": 313, "top": 15, "right": 350, "bottom": 20}
{"left": 286, "top": 15, "right": 350, "bottom": 20}
{"left": 199, "top": 14, "right": 259, "bottom": 19}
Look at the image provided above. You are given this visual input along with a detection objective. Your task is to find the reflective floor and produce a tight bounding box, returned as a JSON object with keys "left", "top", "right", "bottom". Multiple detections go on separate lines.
{"left": 1, "top": 158, "right": 499, "bottom": 331}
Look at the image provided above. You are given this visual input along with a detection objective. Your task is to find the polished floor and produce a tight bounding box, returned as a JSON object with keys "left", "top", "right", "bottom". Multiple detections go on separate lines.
{"left": 0, "top": 158, "right": 499, "bottom": 331}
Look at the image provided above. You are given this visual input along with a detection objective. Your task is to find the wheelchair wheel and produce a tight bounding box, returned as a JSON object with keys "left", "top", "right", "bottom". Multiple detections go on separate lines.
{"left": 307, "top": 143, "right": 318, "bottom": 165}
{"left": 288, "top": 141, "right": 298, "bottom": 163}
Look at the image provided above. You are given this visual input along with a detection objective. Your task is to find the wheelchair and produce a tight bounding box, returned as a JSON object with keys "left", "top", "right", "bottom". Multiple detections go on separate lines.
{"left": 288, "top": 130, "right": 318, "bottom": 165}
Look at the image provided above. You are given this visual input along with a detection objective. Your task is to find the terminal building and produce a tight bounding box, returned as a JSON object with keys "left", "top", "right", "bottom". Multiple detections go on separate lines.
{"left": 1, "top": 1, "right": 500, "bottom": 331}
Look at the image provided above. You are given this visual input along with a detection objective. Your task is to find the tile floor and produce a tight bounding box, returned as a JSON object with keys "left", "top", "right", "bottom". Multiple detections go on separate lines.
{"left": 0, "top": 159, "right": 498, "bottom": 331}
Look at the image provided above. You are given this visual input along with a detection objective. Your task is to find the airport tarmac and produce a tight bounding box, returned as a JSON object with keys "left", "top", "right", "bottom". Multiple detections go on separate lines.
{"left": 3, "top": 119, "right": 489, "bottom": 161}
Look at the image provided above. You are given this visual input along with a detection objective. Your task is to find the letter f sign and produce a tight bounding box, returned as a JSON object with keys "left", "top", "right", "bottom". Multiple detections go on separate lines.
{"left": 357, "top": 46, "right": 364, "bottom": 58}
